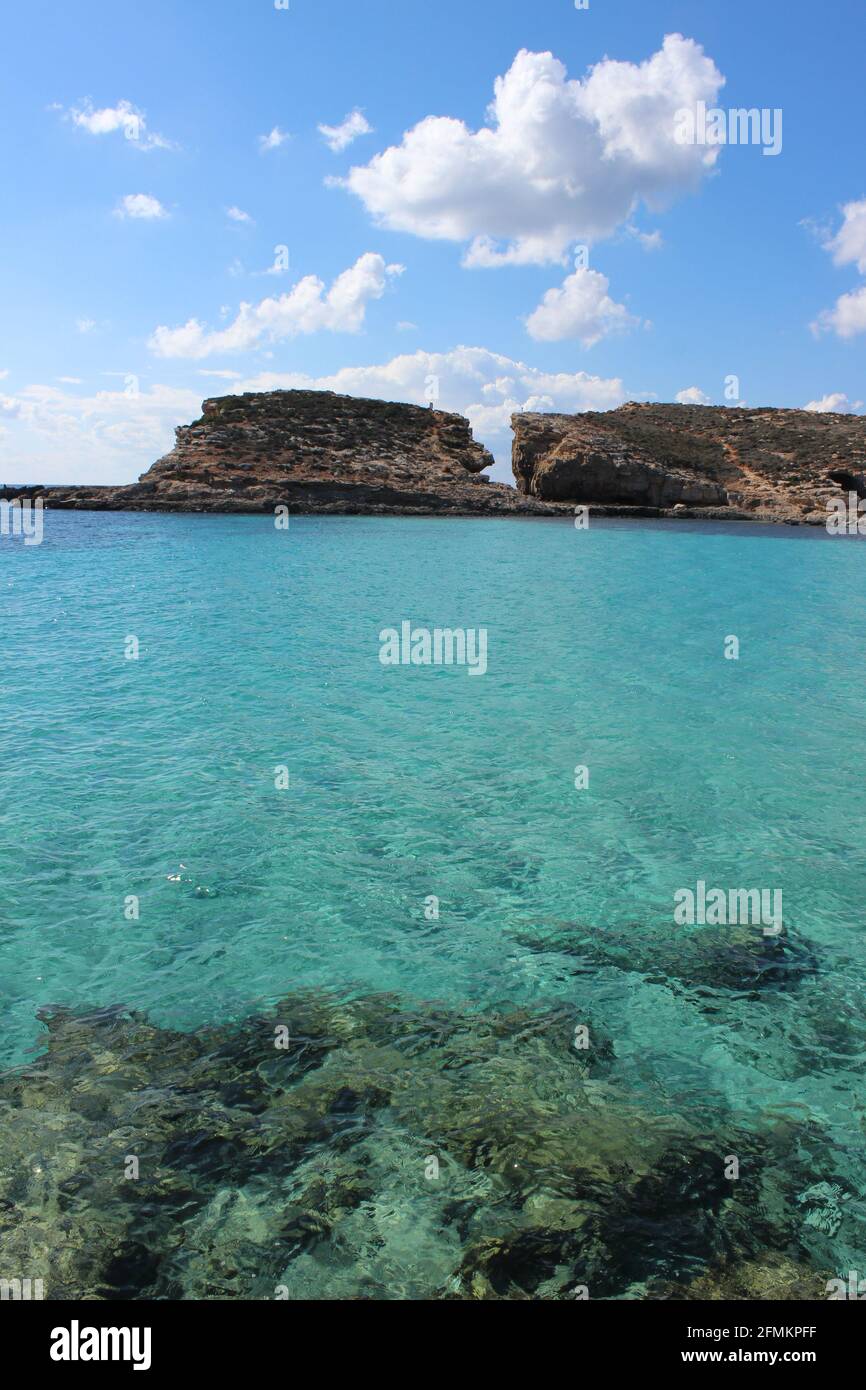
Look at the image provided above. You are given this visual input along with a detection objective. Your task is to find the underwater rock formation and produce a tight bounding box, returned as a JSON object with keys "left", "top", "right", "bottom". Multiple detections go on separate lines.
{"left": 0, "top": 990, "right": 843, "bottom": 1300}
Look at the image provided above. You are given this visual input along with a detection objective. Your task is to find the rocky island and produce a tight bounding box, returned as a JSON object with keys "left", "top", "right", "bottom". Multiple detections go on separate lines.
{"left": 5, "top": 391, "right": 866, "bottom": 525}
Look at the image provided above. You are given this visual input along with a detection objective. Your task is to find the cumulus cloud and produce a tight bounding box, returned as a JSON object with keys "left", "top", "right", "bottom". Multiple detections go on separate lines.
{"left": 676, "top": 386, "right": 712, "bottom": 405}
{"left": 812, "top": 199, "right": 866, "bottom": 338}
{"left": 319, "top": 109, "right": 373, "bottom": 152}
{"left": 115, "top": 193, "right": 168, "bottom": 220}
{"left": 65, "top": 99, "right": 174, "bottom": 151}
{"left": 148, "top": 253, "right": 404, "bottom": 359}
{"left": 804, "top": 392, "right": 862, "bottom": 413}
{"left": 259, "top": 126, "right": 290, "bottom": 152}
{"left": 336, "top": 36, "right": 724, "bottom": 267}
{"left": 823, "top": 198, "right": 866, "bottom": 273}
{"left": 813, "top": 285, "right": 866, "bottom": 339}
{"left": 227, "top": 206, "right": 253, "bottom": 224}
{"left": 525, "top": 267, "right": 638, "bottom": 344}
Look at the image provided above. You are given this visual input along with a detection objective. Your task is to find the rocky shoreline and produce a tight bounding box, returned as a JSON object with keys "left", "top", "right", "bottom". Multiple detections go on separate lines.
{"left": 5, "top": 391, "right": 865, "bottom": 526}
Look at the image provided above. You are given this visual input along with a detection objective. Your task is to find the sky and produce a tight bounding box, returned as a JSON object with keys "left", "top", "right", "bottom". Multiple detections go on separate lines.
{"left": 2, "top": 0, "right": 865, "bottom": 485}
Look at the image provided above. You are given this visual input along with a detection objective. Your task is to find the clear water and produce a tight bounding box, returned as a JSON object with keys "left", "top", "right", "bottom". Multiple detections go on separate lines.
{"left": 2, "top": 511, "right": 865, "bottom": 1292}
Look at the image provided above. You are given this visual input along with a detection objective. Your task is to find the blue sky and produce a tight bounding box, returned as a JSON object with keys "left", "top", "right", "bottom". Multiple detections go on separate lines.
{"left": 2, "top": 0, "right": 865, "bottom": 484}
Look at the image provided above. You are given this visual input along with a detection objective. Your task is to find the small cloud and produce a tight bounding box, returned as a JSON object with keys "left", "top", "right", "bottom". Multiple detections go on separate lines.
{"left": 626, "top": 225, "right": 664, "bottom": 251}
{"left": 115, "top": 193, "right": 169, "bottom": 220}
{"left": 676, "top": 386, "right": 712, "bottom": 405}
{"left": 198, "top": 369, "right": 243, "bottom": 379}
{"left": 64, "top": 99, "right": 174, "bottom": 151}
{"left": 259, "top": 126, "right": 291, "bottom": 153}
{"left": 804, "top": 392, "right": 862, "bottom": 413}
{"left": 318, "top": 109, "right": 373, "bottom": 153}
{"left": 525, "top": 268, "right": 638, "bottom": 346}
{"left": 397, "top": 321, "right": 418, "bottom": 332}
{"left": 0, "top": 369, "right": 8, "bottom": 380}
{"left": 77, "top": 318, "right": 96, "bottom": 334}
{"left": 227, "top": 206, "right": 254, "bottom": 225}
{"left": 57, "top": 376, "right": 83, "bottom": 384}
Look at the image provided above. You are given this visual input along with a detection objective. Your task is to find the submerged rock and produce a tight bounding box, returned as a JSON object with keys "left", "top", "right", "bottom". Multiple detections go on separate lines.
{"left": 515, "top": 921, "right": 820, "bottom": 998}
{"left": 0, "top": 990, "right": 838, "bottom": 1301}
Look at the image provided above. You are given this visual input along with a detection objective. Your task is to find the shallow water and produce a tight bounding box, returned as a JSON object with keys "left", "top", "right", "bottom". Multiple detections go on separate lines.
{"left": 1, "top": 512, "right": 864, "bottom": 1298}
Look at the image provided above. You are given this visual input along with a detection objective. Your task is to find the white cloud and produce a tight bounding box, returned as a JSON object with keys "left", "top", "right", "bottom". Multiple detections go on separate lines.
{"left": 65, "top": 99, "right": 174, "bottom": 151}
{"left": 824, "top": 198, "right": 866, "bottom": 273}
{"left": 227, "top": 206, "right": 254, "bottom": 224}
{"left": 115, "top": 193, "right": 168, "bottom": 220}
{"left": 397, "top": 321, "right": 418, "bottom": 332}
{"left": 76, "top": 319, "right": 96, "bottom": 334}
{"left": 198, "top": 369, "right": 243, "bottom": 380}
{"left": 337, "top": 36, "right": 724, "bottom": 267}
{"left": 58, "top": 376, "right": 83, "bottom": 384}
{"left": 525, "top": 267, "right": 638, "bottom": 344}
{"left": 319, "top": 109, "right": 373, "bottom": 153}
{"left": 812, "top": 199, "right": 866, "bottom": 338}
{"left": 0, "top": 369, "right": 8, "bottom": 380}
{"left": 149, "top": 253, "right": 404, "bottom": 359}
{"left": 676, "top": 386, "right": 712, "bottom": 405}
{"left": 0, "top": 395, "right": 21, "bottom": 418}
{"left": 813, "top": 284, "right": 866, "bottom": 339}
{"left": 259, "top": 126, "right": 291, "bottom": 152}
{"left": 804, "top": 392, "right": 862, "bottom": 413}
{"left": 626, "top": 224, "right": 663, "bottom": 251}
{"left": 0, "top": 382, "right": 202, "bottom": 484}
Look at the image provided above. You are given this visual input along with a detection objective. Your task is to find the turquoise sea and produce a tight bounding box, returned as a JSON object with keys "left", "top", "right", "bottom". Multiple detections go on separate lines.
{"left": 1, "top": 511, "right": 865, "bottom": 1299}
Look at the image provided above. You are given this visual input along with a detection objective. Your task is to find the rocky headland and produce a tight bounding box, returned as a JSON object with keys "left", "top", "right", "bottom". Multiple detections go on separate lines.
{"left": 5, "top": 391, "right": 866, "bottom": 524}
{"left": 512, "top": 402, "right": 866, "bottom": 524}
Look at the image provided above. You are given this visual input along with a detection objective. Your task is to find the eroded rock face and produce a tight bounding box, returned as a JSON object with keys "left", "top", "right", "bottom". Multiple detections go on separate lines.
{"left": 513, "top": 402, "right": 866, "bottom": 523}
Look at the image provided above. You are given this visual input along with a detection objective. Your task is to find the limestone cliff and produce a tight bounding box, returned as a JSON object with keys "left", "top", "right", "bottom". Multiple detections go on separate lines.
{"left": 512, "top": 402, "right": 866, "bottom": 523}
